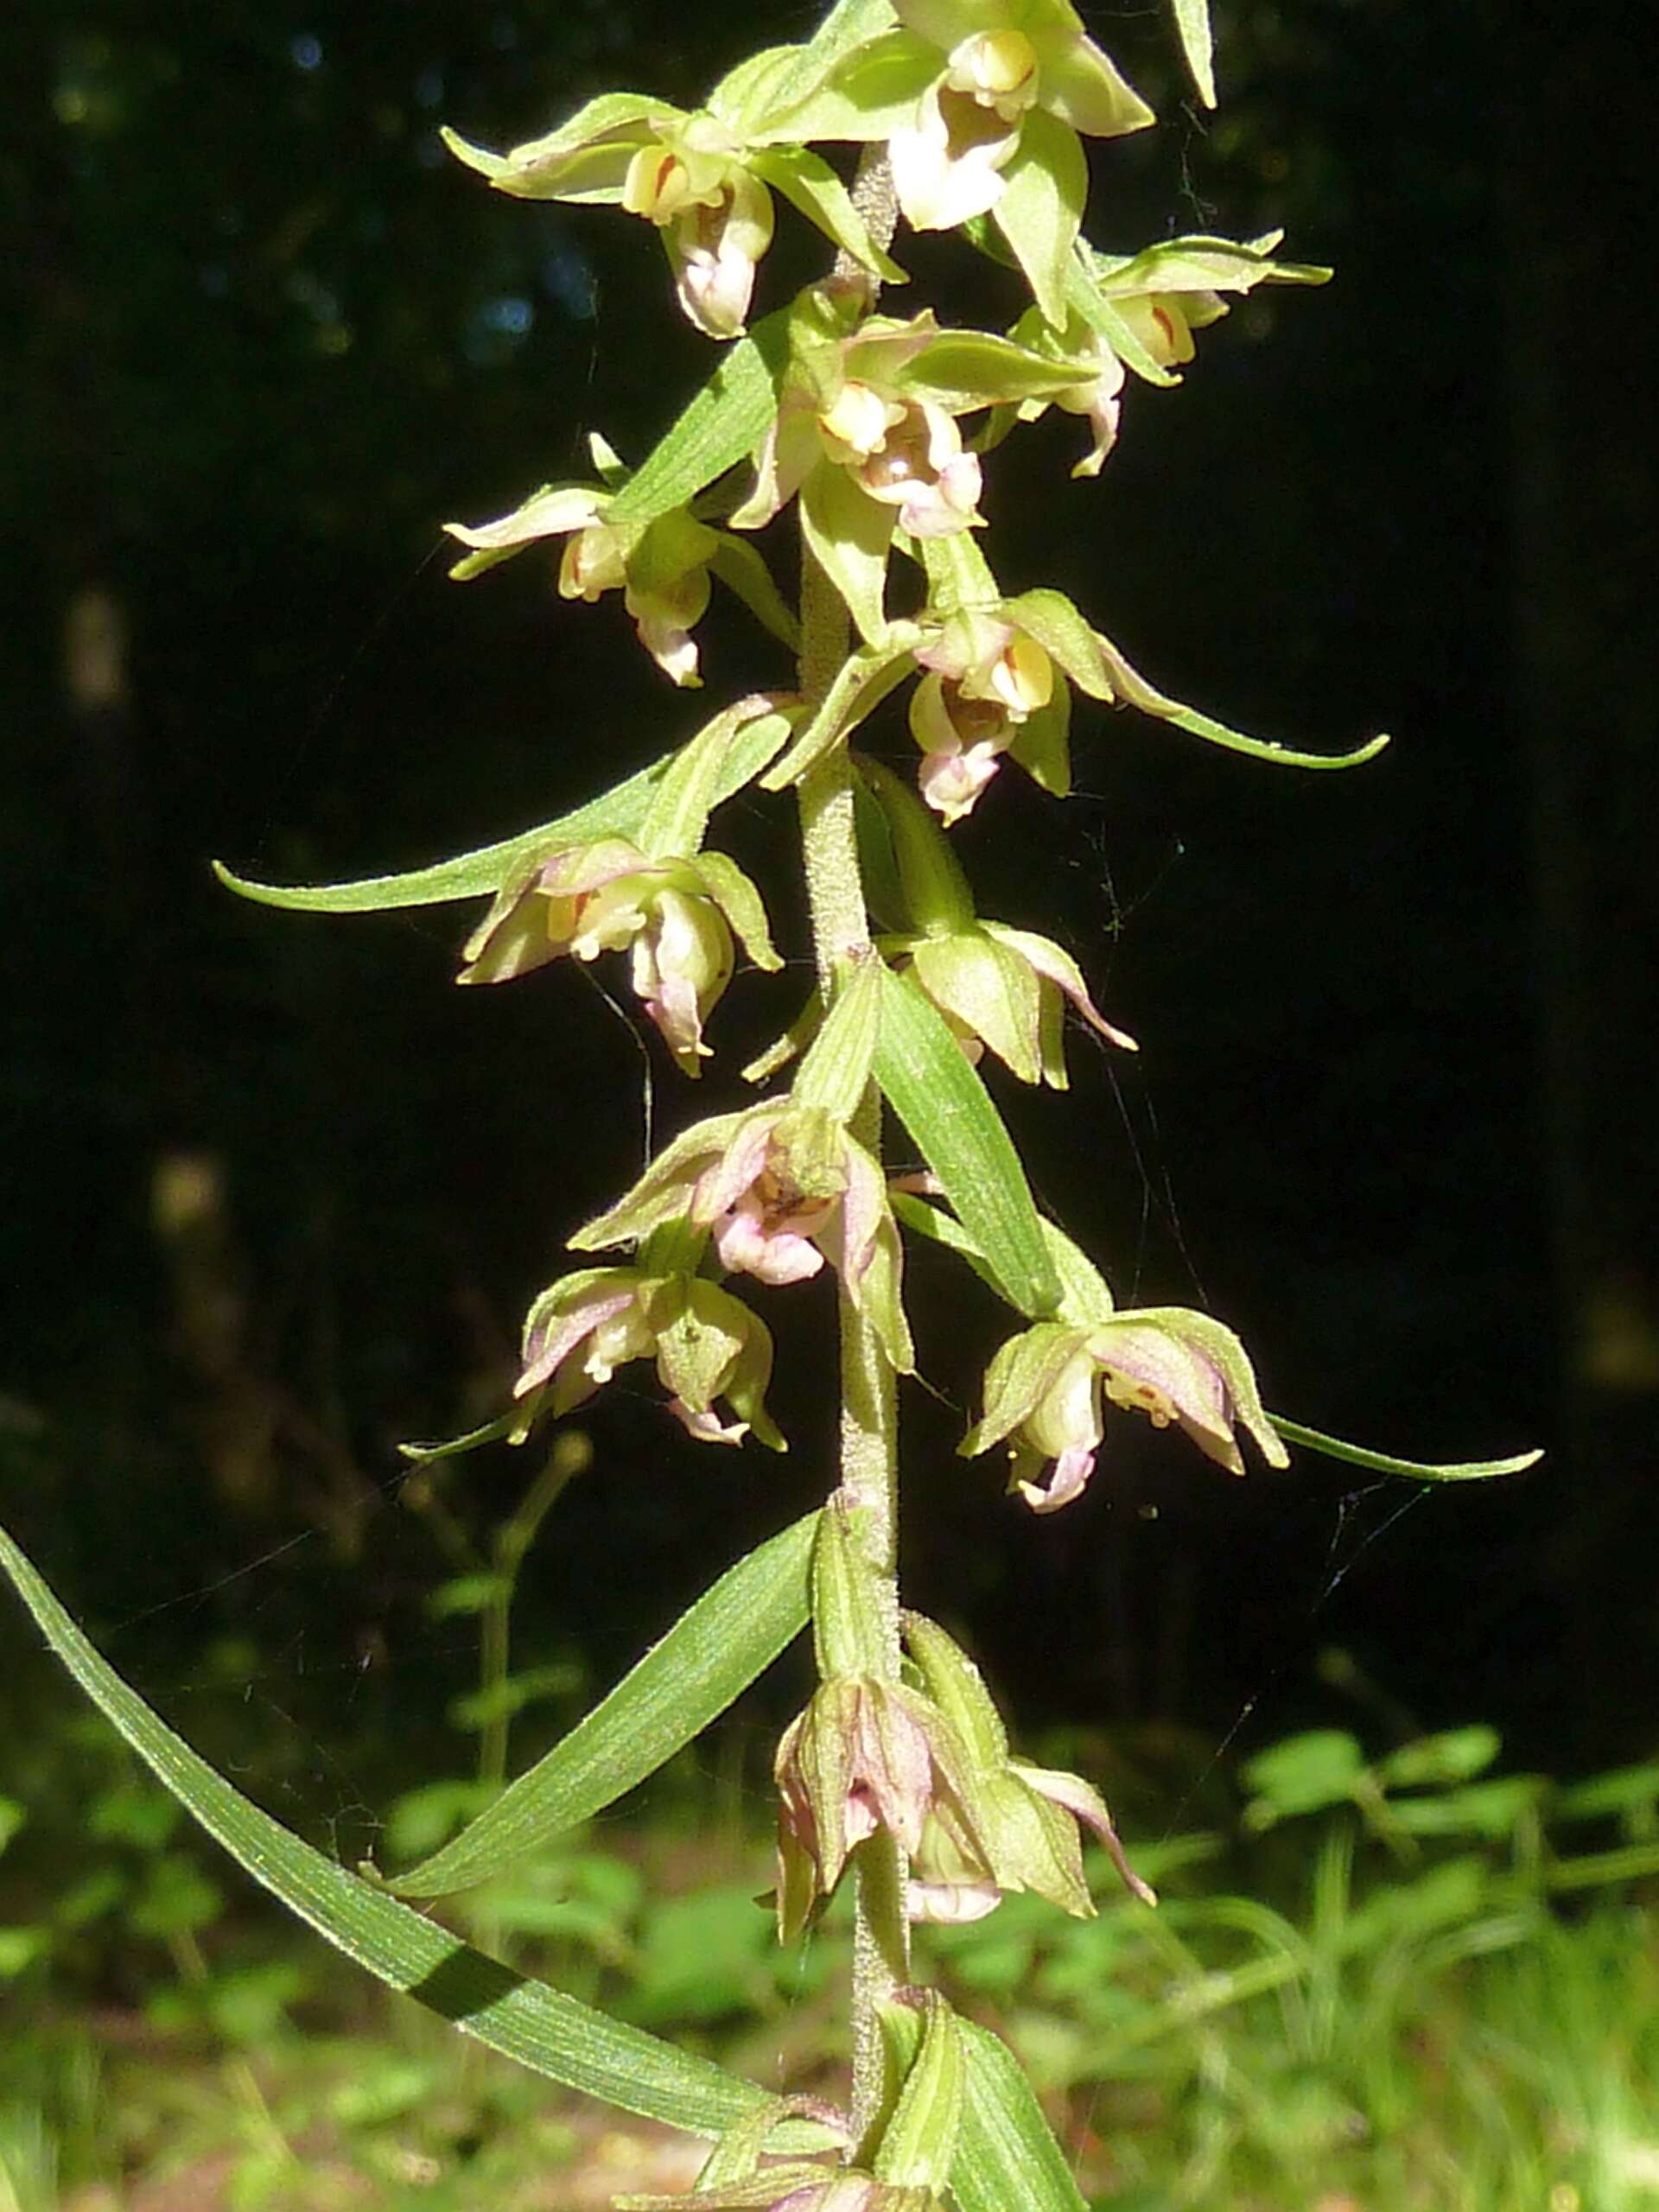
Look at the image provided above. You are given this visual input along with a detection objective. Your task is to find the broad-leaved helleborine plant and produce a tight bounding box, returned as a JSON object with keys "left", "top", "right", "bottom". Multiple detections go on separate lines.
{"left": 0, "top": 3, "right": 1542, "bottom": 2205}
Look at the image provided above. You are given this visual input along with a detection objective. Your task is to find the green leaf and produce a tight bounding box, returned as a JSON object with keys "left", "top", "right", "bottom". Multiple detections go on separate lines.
{"left": 952, "top": 2018, "right": 1089, "bottom": 2212}
{"left": 1171, "top": 0, "right": 1217, "bottom": 107}
{"left": 1242, "top": 1730, "right": 1364, "bottom": 1821}
{"left": 892, "top": 1193, "right": 1110, "bottom": 1327}
{"left": 897, "top": 329, "right": 1097, "bottom": 415}
{"left": 1097, "top": 233, "right": 1331, "bottom": 298}
{"left": 1376, "top": 1726, "right": 1502, "bottom": 1792}
{"left": 793, "top": 953, "right": 884, "bottom": 1121}
{"left": 1092, "top": 631, "right": 1392, "bottom": 772}
{"left": 747, "top": 28, "right": 935, "bottom": 147}
{"left": 391, "top": 1512, "right": 817, "bottom": 1898}
{"left": 1268, "top": 1415, "right": 1543, "bottom": 1483}
{"left": 747, "top": 145, "right": 907, "bottom": 284}
{"left": 605, "top": 308, "right": 795, "bottom": 531}
{"left": 735, "top": 0, "right": 903, "bottom": 138}
{"left": 0, "top": 1519, "right": 816, "bottom": 2145}
{"left": 214, "top": 709, "right": 792, "bottom": 917}
{"left": 994, "top": 113, "right": 1086, "bottom": 330}
{"left": 873, "top": 965, "right": 1060, "bottom": 1317}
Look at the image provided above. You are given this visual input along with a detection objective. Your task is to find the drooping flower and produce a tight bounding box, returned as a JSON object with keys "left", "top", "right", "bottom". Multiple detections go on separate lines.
{"left": 569, "top": 1100, "right": 913, "bottom": 1371}
{"left": 907, "top": 603, "right": 1067, "bottom": 821}
{"left": 900, "top": 1611, "right": 1155, "bottom": 1921}
{"left": 964, "top": 1311, "right": 1290, "bottom": 1513}
{"left": 755, "top": 0, "right": 1153, "bottom": 319}
{"left": 444, "top": 483, "right": 724, "bottom": 687}
{"left": 512, "top": 1265, "right": 784, "bottom": 1449}
{"left": 457, "top": 836, "right": 779, "bottom": 1077}
{"left": 1004, "top": 231, "right": 1333, "bottom": 474}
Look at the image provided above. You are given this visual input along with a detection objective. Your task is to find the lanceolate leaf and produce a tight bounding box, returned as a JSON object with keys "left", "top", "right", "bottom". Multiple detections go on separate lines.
{"left": 1268, "top": 1417, "right": 1543, "bottom": 1484}
{"left": 874, "top": 965, "right": 1060, "bottom": 1317}
{"left": 953, "top": 2019, "right": 1090, "bottom": 2212}
{"left": 1171, "top": 0, "right": 1218, "bottom": 109}
{"left": 605, "top": 308, "right": 794, "bottom": 531}
{"left": 0, "top": 1522, "right": 822, "bottom": 2145}
{"left": 213, "top": 708, "right": 794, "bottom": 916}
{"left": 391, "top": 1512, "right": 817, "bottom": 1898}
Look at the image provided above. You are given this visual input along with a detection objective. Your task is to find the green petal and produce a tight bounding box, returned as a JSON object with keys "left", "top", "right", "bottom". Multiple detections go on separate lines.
{"left": 1099, "top": 234, "right": 1331, "bottom": 297}
{"left": 1101, "top": 1306, "right": 1287, "bottom": 1469}
{"left": 912, "top": 932, "right": 1044, "bottom": 1085}
{"left": 993, "top": 111, "right": 1086, "bottom": 329}
{"left": 1268, "top": 1416, "right": 1544, "bottom": 1484}
{"left": 961, "top": 1320, "right": 1083, "bottom": 1455}
{"left": 571, "top": 1110, "right": 747, "bottom": 1251}
{"left": 1002, "top": 587, "right": 1112, "bottom": 696}
{"left": 1035, "top": 29, "right": 1157, "bottom": 137}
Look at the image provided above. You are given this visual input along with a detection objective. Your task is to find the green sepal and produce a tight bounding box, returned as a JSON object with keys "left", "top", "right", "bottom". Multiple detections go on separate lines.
{"left": 858, "top": 758, "right": 975, "bottom": 936}
{"left": 793, "top": 952, "right": 884, "bottom": 1121}
{"left": 895, "top": 325, "right": 1098, "bottom": 415}
{"left": 1065, "top": 252, "right": 1181, "bottom": 386}
{"left": 873, "top": 1991, "right": 964, "bottom": 2194}
{"left": 391, "top": 1511, "right": 818, "bottom": 1898}
{"left": 918, "top": 529, "right": 1001, "bottom": 616}
{"left": 760, "top": 626, "right": 923, "bottom": 789}
{"left": 570, "top": 1108, "right": 749, "bottom": 1253}
{"left": 1000, "top": 587, "right": 1114, "bottom": 698}
{"left": 213, "top": 709, "right": 792, "bottom": 918}
{"left": 747, "top": 143, "right": 909, "bottom": 284}
{"left": 1267, "top": 1416, "right": 1543, "bottom": 1484}
{"left": 1093, "top": 1306, "right": 1288, "bottom": 1471}
{"left": 1007, "top": 683, "right": 1071, "bottom": 795}
{"left": 645, "top": 1276, "right": 786, "bottom": 1450}
{"left": 960, "top": 1320, "right": 1084, "bottom": 1457}
{"left": 873, "top": 964, "right": 1061, "bottom": 1317}
{"left": 606, "top": 307, "right": 796, "bottom": 531}
{"left": 441, "top": 93, "right": 681, "bottom": 199}
{"left": 911, "top": 932, "right": 1043, "bottom": 1085}
{"left": 799, "top": 461, "right": 894, "bottom": 647}
{"left": 810, "top": 1500, "right": 890, "bottom": 1681}
{"left": 1171, "top": 0, "right": 1217, "bottom": 108}
{"left": 1095, "top": 232, "right": 1332, "bottom": 299}
{"left": 696, "top": 849, "right": 784, "bottom": 975}
{"left": 993, "top": 111, "right": 1087, "bottom": 330}
{"left": 0, "top": 1522, "right": 832, "bottom": 2149}
{"left": 901, "top": 1614, "right": 1008, "bottom": 1772}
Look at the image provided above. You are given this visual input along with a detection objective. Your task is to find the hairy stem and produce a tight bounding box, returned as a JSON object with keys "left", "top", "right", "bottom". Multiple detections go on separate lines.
{"left": 796, "top": 147, "right": 910, "bottom": 2147}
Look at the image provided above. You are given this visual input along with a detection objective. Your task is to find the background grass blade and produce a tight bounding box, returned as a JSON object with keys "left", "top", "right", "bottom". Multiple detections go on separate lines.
{"left": 391, "top": 1511, "right": 817, "bottom": 1897}
{"left": 0, "top": 1522, "right": 802, "bottom": 2144}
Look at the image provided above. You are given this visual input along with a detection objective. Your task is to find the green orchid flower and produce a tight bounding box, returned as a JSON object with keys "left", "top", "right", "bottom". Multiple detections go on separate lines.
{"left": 442, "top": 90, "right": 903, "bottom": 340}
{"left": 757, "top": 0, "right": 1154, "bottom": 321}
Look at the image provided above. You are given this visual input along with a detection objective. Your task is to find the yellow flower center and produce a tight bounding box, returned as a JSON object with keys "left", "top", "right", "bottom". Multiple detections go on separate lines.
{"left": 988, "top": 635, "right": 1053, "bottom": 718}
{"left": 958, "top": 29, "right": 1038, "bottom": 104}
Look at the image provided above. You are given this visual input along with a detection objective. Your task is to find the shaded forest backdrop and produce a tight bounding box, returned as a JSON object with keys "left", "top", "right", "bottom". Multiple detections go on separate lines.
{"left": 3, "top": 0, "right": 1655, "bottom": 1858}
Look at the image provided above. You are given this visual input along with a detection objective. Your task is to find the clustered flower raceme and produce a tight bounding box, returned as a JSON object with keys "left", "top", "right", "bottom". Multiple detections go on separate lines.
{"left": 455, "top": 835, "right": 779, "bottom": 1077}
{"left": 964, "top": 1307, "right": 1291, "bottom": 1513}
{"left": 511, "top": 1264, "right": 784, "bottom": 1451}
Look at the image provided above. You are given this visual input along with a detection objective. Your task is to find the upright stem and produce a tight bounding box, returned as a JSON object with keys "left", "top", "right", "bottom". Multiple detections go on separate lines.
{"left": 798, "top": 546, "right": 909, "bottom": 2141}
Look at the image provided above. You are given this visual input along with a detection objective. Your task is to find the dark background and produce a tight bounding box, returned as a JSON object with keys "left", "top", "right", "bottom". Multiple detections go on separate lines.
{"left": 3, "top": 0, "right": 1654, "bottom": 1853}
